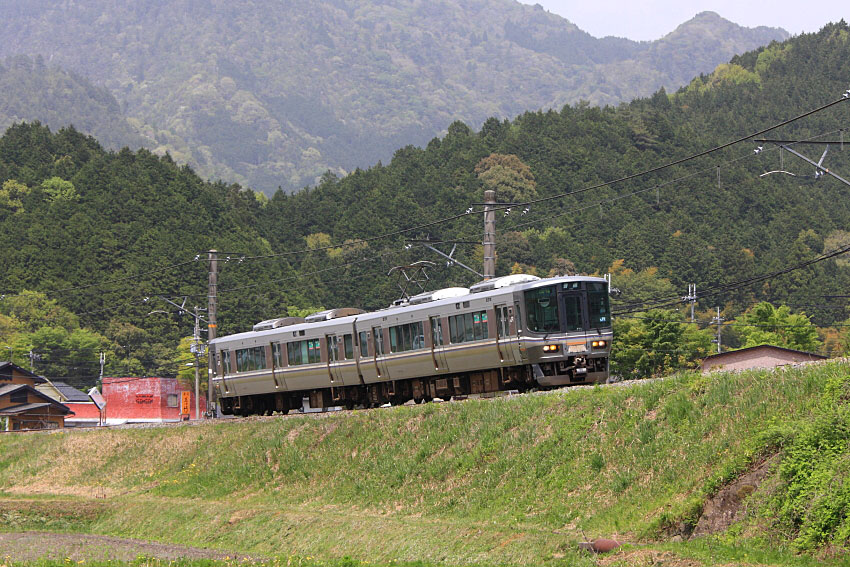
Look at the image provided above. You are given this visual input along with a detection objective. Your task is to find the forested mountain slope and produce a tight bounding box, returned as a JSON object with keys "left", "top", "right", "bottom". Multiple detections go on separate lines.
{"left": 0, "top": 1, "right": 786, "bottom": 192}
{"left": 1, "top": 24, "right": 848, "bottom": 382}
{"left": 0, "top": 55, "right": 148, "bottom": 151}
{"left": 256, "top": 23, "right": 850, "bottom": 325}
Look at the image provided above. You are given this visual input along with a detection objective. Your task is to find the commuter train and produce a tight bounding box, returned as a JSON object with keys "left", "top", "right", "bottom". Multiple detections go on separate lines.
{"left": 209, "top": 274, "right": 612, "bottom": 415}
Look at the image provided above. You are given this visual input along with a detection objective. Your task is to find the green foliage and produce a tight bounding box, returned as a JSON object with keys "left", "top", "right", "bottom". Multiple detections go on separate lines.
{"left": 474, "top": 153, "right": 537, "bottom": 203}
{"left": 735, "top": 302, "right": 821, "bottom": 352}
{"left": 40, "top": 176, "right": 78, "bottom": 202}
{"left": 0, "top": 179, "right": 29, "bottom": 213}
{"left": 767, "top": 370, "right": 850, "bottom": 549}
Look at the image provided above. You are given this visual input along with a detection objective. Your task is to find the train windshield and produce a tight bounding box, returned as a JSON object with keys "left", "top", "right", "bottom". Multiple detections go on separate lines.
{"left": 525, "top": 285, "right": 560, "bottom": 333}
{"left": 524, "top": 282, "right": 611, "bottom": 333}
{"left": 587, "top": 282, "right": 611, "bottom": 329}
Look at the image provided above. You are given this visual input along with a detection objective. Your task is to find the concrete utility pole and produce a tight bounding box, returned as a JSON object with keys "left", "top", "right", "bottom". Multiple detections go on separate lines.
{"left": 711, "top": 307, "right": 725, "bottom": 354}
{"left": 207, "top": 250, "right": 218, "bottom": 416}
{"left": 483, "top": 190, "right": 496, "bottom": 280}
{"left": 192, "top": 306, "right": 202, "bottom": 420}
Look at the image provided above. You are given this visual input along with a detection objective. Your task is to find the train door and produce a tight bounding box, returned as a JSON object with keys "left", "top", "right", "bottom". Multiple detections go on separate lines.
{"left": 512, "top": 302, "right": 528, "bottom": 363}
{"left": 430, "top": 316, "right": 448, "bottom": 372}
{"left": 326, "top": 334, "right": 344, "bottom": 386}
{"left": 372, "top": 325, "right": 390, "bottom": 379}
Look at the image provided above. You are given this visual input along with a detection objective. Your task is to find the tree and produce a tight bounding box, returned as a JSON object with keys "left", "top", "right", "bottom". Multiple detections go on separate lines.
{"left": 40, "top": 176, "right": 79, "bottom": 202}
{"left": 0, "top": 179, "right": 30, "bottom": 214}
{"left": 474, "top": 154, "right": 537, "bottom": 204}
{"left": 734, "top": 302, "right": 821, "bottom": 353}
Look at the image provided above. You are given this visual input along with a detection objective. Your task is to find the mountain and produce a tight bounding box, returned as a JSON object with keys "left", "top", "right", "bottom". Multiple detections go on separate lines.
{"left": 1, "top": 23, "right": 848, "bottom": 380}
{"left": 0, "top": 2, "right": 788, "bottom": 193}
{"left": 0, "top": 55, "right": 148, "bottom": 152}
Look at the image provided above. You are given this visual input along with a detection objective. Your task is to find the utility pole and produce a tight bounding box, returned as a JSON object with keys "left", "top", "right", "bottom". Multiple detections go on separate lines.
{"left": 483, "top": 190, "right": 496, "bottom": 280}
{"left": 191, "top": 306, "right": 205, "bottom": 420}
{"left": 711, "top": 307, "right": 725, "bottom": 354}
{"left": 685, "top": 284, "right": 697, "bottom": 323}
{"left": 207, "top": 250, "right": 218, "bottom": 416}
{"left": 28, "top": 349, "right": 34, "bottom": 372}
{"left": 99, "top": 352, "right": 105, "bottom": 385}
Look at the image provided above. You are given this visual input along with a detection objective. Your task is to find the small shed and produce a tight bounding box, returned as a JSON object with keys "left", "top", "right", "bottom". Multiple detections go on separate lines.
{"left": 701, "top": 345, "right": 827, "bottom": 373}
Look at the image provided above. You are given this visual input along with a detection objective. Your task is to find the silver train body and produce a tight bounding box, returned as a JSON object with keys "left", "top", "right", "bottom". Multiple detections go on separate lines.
{"left": 209, "top": 274, "right": 612, "bottom": 415}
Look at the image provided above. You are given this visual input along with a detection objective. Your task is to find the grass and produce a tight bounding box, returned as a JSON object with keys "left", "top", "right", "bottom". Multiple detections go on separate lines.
{"left": 1, "top": 361, "right": 848, "bottom": 565}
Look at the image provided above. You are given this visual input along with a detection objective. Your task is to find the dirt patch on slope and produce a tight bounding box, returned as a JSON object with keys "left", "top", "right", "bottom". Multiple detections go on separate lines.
{"left": 0, "top": 532, "right": 265, "bottom": 561}
{"left": 692, "top": 458, "right": 774, "bottom": 537}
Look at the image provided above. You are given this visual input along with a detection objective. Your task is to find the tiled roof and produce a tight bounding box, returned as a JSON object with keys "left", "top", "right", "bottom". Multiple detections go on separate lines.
{"left": 0, "top": 361, "right": 47, "bottom": 383}
{"left": 49, "top": 381, "right": 92, "bottom": 402}
{"left": 0, "top": 401, "right": 72, "bottom": 415}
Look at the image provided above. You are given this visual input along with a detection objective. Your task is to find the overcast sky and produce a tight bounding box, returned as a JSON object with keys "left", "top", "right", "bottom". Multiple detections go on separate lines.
{"left": 518, "top": 1, "right": 847, "bottom": 41}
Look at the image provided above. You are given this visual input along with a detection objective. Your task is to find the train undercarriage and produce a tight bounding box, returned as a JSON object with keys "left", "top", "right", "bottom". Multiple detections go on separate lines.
{"left": 219, "top": 359, "right": 606, "bottom": 417}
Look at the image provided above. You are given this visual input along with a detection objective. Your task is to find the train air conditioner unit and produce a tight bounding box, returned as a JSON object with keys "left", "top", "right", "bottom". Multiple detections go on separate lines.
{"left": 252, "top": 317, "right": 306, "bottom": 331}
{"left": 408, "top": 287, "right": 470, "bottom": 305}
{"left": 469, "top": 274, "right": 540, "bottom": 294}
{"left": 304, "top": 308, "right": 365, "bottom": 323}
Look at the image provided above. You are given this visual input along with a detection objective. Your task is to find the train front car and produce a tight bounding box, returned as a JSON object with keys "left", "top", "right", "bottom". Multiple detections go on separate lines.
{"left": 517, "top": 277, "right": 612, "bottom": 386}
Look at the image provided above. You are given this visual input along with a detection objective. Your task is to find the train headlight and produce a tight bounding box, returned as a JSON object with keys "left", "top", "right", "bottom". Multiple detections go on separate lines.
{"left": 591, "top": 340, "right": 607, "bottom": 348}
{"left": 542, "top": 344, "right": 560, "bottom": 353}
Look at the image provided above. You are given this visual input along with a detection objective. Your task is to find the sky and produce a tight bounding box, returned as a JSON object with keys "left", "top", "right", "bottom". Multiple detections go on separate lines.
{"left": 518, "top": 1, "right": 847, "bottom": 41}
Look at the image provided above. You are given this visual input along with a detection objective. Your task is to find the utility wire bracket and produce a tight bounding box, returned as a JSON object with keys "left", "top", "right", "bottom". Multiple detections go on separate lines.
{"left": 388, "top": 261, "right": 436, "bottom": 303}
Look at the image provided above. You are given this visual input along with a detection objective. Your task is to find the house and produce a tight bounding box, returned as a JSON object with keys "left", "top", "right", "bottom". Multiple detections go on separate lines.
{"left": 36, "top": 379, "right": 102, "bottom": 427}
{"left": 0, "top": 362, "right": 72, "bottom": 431}
{"left": 701, "top": 345, "right": 827, "bottom": 373}
{"left": 101, "top": 376, "right": 206, "bottom": 424}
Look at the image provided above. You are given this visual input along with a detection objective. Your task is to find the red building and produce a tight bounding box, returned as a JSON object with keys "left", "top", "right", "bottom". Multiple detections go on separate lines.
{"left": 101, "top": 376, "right": 206, "bottom": 424}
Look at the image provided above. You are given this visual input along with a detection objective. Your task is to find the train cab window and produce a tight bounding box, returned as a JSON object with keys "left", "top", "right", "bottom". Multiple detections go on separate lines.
{"left": 221, "top": 350, "right": 231, "bottom": 375}
{"left": 272, "top": 343, "right": 284, "bottom": 367}
{"left": 587, "top": 282, "right": 611, "bottom": 329}
{"left": 430, "top": 317, "right": 444, "bottom": 346}
{"left": 344, "top": 334, "right": 354, "bottom": 359}
{"left": 563, "top": 294, "right": 583, "bottom": 332}
{"left": 525, "top": 285, "right": 560, "bottom": 333}
{"left": 359, "top": 331, "right": 369, "bottom": 357}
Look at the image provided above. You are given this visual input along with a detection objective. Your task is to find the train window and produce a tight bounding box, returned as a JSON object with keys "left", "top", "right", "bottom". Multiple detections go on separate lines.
{"left": 496, "top": 307, "right": 509, "bottom": 338}
{"left": 221, "top": 350, "right": 231, "bottom": 375}
{"left": 449, "top": 311, "right": 489, "bottom": 343}
{"left": 430, "top": 317, "right": 444, "bottom": 346}
{"left": 344, "top": 335, "right": 354, "bottom": 359}
{"left": 587, "top": 282, "right": 611, "bottom": 329}
{"left": 563, "top": 282, "right": 581, "bottom": 290}
{"left": 373, "top": 327, "right": 384, "bottom": 355}
{"left": 563, "top": 295, "right": 583, "bottom": 332}
{"left": 327, "top": 335, "right": 338, "bottom": 362}
{"left": 235, "top": 346, "right": 268, "bottom": 372}
{"left": 525, "top": 285, "right": 560, "bottom": 333}
{"left": 272, "top": 343, "right": 284, "bottom": 367}
{"left": 359, "top": 331, "right": 369, "bottom": 357}
{"left": 389, "top": 322, "right": 425, "bottom": 352}
{"left": 287, "top": 339, "right": 321, "bottom": 366}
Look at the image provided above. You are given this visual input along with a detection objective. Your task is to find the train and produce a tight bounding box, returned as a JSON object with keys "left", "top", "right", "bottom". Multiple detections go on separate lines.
{"left": 209, "top": 273, "right": 613, "bottom": 415}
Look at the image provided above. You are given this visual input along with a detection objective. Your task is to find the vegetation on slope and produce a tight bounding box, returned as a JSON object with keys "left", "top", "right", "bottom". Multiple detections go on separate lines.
{"left": 0, "top": 362, "right": 848, "bottom": 564}
{"left": 0, "top": 2, "right": 786, "bottom": 192}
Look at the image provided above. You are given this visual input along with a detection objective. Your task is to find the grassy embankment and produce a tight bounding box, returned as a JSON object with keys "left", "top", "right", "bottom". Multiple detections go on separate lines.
{"left": 1, "top": 361, "right": 849, "bottom": 566}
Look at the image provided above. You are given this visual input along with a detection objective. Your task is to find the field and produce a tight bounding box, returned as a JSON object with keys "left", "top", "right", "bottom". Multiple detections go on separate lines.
{"left": 1, "top": 362, "right": 849, "bottom": 566}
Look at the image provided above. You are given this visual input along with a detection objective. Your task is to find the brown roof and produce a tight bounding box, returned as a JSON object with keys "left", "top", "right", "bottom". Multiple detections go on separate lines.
{"left": 0, "top": 402, "right": 72, "bottom": 416}
{"left": 702, "top": 344, "right": 827, "bottom": 363}
{"left": 0, "top": 383, "right": 72, "bottom": 414}
{"left": 0, "top": 362, "right": 47, "bottom": 383}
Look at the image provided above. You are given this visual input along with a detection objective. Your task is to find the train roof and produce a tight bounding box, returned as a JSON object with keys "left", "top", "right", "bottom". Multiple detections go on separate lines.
{"left": 210, "top": 274, "right": 608, "bottom": 345}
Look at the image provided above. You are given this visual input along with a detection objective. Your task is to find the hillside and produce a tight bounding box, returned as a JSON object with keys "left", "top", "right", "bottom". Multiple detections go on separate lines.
{"left": 254, "top": 23, "right": 850, "bottom": 326}
{"left": 0, "top": 2, "right": 787, "bottom": 192}
{"left": 1, "top": 362, "right": 848, "bottom": 565}
{"left": 0, "top": 56, "right": 148, "bottom": 152}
